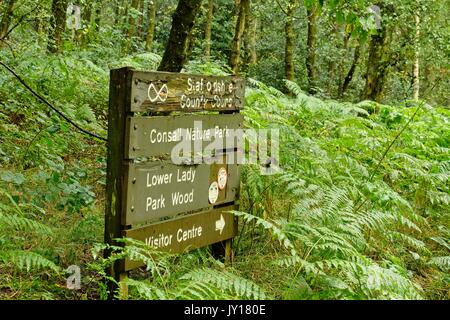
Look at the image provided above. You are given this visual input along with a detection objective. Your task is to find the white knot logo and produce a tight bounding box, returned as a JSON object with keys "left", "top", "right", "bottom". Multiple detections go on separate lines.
{"left": 148, "top": 83, "right": 169, "bottom": 102}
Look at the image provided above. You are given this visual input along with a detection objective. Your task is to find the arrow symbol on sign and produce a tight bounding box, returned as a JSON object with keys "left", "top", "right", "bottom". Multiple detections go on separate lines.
{"left": 215, "top": 214, "right": 225, "bottom": 235}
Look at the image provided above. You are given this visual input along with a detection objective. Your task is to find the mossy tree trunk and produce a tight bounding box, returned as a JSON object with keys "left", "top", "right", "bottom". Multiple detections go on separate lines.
{"left": 47, "top": 0, "right": 67, "bottom": 53}
{"left": 124, "top": 0, "right": 140, "bottom": 53}
{"left": 145, "top": 0, "right": 157, "bottom": 52}
{"left": 229, "top": 0, "right": 249, "bottom": 74}
{"left": 0, "top": 0, "right": 16, "bottom": 40}
{"left": 204, "top": 0, "right": 213, "bottom": 59}
{"left": 93, "top": 1, "right": 101, "bottom": 31}
{"left": 284, "top": 0, "right": 296, "bottom": 82}
{"left": 136, "top": 0, "right": 145, "bottom": 39}
{"left": 306, "top": 3, "right": 319, "bottom": 94}
{"left": 362, "top": 27, "right": 391, "bottom": 102}
{"left": 340, "top": 44, "right": 361, "bottom": 98}
{"left": 244, "top": 0, "right": 257, "bottom": 67}
{"left": 158, "top": 0, "right": 203, "bottom": 72}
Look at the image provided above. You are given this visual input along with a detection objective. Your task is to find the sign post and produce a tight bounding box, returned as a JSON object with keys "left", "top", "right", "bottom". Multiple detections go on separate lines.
{"left": 105, "top": 67, "right": 244, "bottom": 299}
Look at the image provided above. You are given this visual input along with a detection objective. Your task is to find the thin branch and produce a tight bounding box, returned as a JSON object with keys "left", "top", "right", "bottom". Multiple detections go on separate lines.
{"left": 0, "top": 5, "right": 37, "bottom": 41}
{"left": 1, "top": 39, "right": 16, "bottom": 58}
{"left": 354, "top": 100, "right": 425, "bottom": 213}
{"left": 274, "top": 0, "right": 302, "bottom": 20}
{"left": 0, "top": 61, "right": 107, "bottom": 142}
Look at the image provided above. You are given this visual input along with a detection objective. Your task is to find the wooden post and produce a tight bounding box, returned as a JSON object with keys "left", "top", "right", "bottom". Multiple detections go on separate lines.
{"left": 210, "top": 101, "right": 243, "bottom": 265}
{"left": 104, "top": 67, "right": 132, "bottom": 299}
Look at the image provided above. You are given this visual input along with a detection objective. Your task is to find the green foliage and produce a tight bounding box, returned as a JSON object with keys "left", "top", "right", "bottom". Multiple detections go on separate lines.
{"left": 0, "top": 190, "right": 59, "bottom": 273}
{"left": 236, "top": 79, "right": 449, "bottom": 299}
{"left": 91, "top": 238, "right": 269, "bottom": 300}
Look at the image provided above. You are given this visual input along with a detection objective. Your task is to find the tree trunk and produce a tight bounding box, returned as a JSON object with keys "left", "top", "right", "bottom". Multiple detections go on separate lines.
{"left": 413, "top": 15, "right": 420, "bottom": 101}
{"left": 284, "top": 0, "right": 296, "bottom": 82}
{"left": 158, "top": 0, "right": 203, "bottom": 72}
{"left": 229, "top": 0, "right": 249, "bottom": 74}
{"left": 82, "top": 0, "right": 93, "bottom": 25}
{"left": 337, "top": 28, "right": 350, "bottom": 96}
{"left": 124, "top": 0, "right": 140, "bottom": 53}
{"left": 34, "top": 5, "right": 44, "bottom": 34}
{"left": 340, "top": 44, "right": 361, "bottom": 97}
{"left": 204, "top": 0, "right": 213, "bottom": 59}
{"left": 47, "top": 0, "right": 67, "bottom": 53}
{"left": 244, "top": 0, "right": 257, "bottom": 67}
{"left": 145, "top": 0, "right": 157, "bottom": 52}
{"left": 80, "top": 0, "right": 93, "bottom": 45}
{"left": 120, "top": 0, "right": 129, "bottom": 27}
{"left": 306, "top": 4, "right": 319, "bottom": 94}
{"left": 93, "top": 1, "right": 101, "bottom": 31}
{"left": 0, "top": 0, "right": 16, "bottom": 40}
{"left": 136, "top": 0, "right": 145, "bottom": 39}
{"left": 113, "top": 0, "right": 122, "bottom": 25}
{"left": 362, "top": 26, "right": 391, "bottom": 102}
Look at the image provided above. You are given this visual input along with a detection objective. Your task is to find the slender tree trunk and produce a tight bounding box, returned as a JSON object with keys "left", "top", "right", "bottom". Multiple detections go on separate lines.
{"left": 362, "top": 26, "right": 391, "bottom": 102}
{"left": 34, "top": 5, "right": 44, "bottom": 34}
{"left": 204, "top": 0, "right": 213, "bottom": 59}
{"left": 413, "top": 15, "right": 420, "bottom": 101}
{"left": 137, "top": 0, "right": 145, "bottom": 38}
{"left": 93, "top": 1, "right": 101, "bottom": 31}
{"left": 80, "top": 0, "right": 93, "bottom": 45}
{"left": 113, "top": 0, "right": 122, "bottom": 25}
{"left": 306, "top": 4, "right": 319, "bottom": 94}
{"left": 284, "top": 0, "right": 296, "bottom": 82}
{"left": 47, "top": 0, "right": 67, "bottom": 53}
{"left": 229, "top": 0, "right": 249, "bottom": 74}
{"left": 244, "top": 0, "right": 257, "bottom": 67}
{"left": 0, "top": 0, "right": 16, "bottom": 40}
{"left": 145, "top": 0, "right": 157, "bottom": 52}
{"left": 325, "top": 23, "right": 340, "bottom": 96}
{"left": 158, "top": 0, "right": 203, "bottom": 72}
{"left": 337, "top": 29, "right": 350, "bottom": 96}
{"left": 82, "top": 0, "right": 93, "bottom": 24}
{"left": 120, "top": 1, "right": 129, "bottom": 27}
{"left": 124, "top": 0, "right": 140, "bottom": 53}
{"left": 340, "top": 44, "right": 361, "bottom": 97}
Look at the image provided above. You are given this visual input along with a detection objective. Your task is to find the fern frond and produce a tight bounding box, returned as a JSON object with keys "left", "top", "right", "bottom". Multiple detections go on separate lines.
{"left": 1, "top": 250, "right": 59, "bottom": 272}
{"left": 389, "top": 231, "right": 429, "bottom": 254}
{"left": 181, "top": 268, "right": 268, "bottom": 300}
{"left": 427, "top": 256, "right": 450, "bottom": 272}
{"left": 231, "top": 210, "right": 297, "bottom": 256}
{"left": 125, "top": 278, "right": 167, "bottom": 300}
{"left": 0, "top": 212, "right": 52, "bottom": 234}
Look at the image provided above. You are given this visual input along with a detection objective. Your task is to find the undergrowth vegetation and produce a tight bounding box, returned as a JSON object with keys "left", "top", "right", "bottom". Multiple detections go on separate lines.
{"left": 0, "top": 32, "right": 449, "bottom": 300}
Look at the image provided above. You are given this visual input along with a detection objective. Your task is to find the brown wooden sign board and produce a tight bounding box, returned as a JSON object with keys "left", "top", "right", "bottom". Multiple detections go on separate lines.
{"left": 126, "top": 113, "right": 244, "bottom": 159}
{"left": 123, "top": 205, "right": 238, "bottom": 271}
{"left": 124, "top": 156, "right": 240, "bottom": 226}
{"left": 105, "top": 68, "right": 244, "bottom": 292}
{"left": 130, "top": 71, "right": 245, "bottom": 112}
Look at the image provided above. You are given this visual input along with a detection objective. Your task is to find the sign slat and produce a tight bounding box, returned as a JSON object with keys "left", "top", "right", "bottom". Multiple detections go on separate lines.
{"left": 123, "top": 206, "right": 238, "bottom": 271}
{"left": 124, "top": 156, "right": 240, "bottom": 226}
{"left": 126, "top": 113, "right": 243, "bottom": 159}
{"left": 130, "top": 71, "right": 245, "bottom": 112}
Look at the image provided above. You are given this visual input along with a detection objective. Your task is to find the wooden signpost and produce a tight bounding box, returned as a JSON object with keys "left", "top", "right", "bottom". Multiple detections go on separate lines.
{"left": 105, "top": 67, "right": 244, "bottom": 298}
